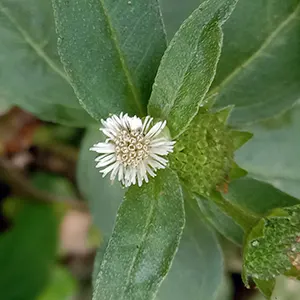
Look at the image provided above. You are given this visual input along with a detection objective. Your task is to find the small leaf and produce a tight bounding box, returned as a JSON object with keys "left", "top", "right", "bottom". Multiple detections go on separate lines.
{"left": 52, "top": 0, "right": 167, "bottom": 119}
{"left": 229, "top": 162, "right": 247, "bottom": 180}
{"left": 232, "top": 131, "right": 253, "bottom": 150}
{"left": 272, "top": 276, "right": 300, "bottom": 300}
{"left": 0, "top": 0, "right": 94, "bottom": 126}
{"left": 209, "top": 0, "right": 300, "bottom": 125}
{"left": 215, "top": 105, "right": 234, "bottom": 124}
{"left": 157, "top": 194, "right": 223, "bottom": 300}
{"left": 243, "top": 204, "right": 300, "bottom": 283}
{"left": 148, "top": 0, "right": 238, "bottom": 137}
{"left": 253, "top": 278, "right": 275, "bottom": 300}
{"left": 93, "top": 169, "right": 185, "bottom": 300}
{"left": 0, "top": 202, "right": 58, "bottom": 300}
{"left": 252, "top": 276, "right": 300, "bottom": 300}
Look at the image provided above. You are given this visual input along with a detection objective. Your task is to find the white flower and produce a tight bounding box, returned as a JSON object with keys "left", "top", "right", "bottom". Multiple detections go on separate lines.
{"left": 90, "top": 113, "right": 175, "bottom": 187}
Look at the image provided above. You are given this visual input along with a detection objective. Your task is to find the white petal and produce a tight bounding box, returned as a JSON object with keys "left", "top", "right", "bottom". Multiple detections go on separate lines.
{"left": 100, "top": 128, "right": 117, "bottom": 139}
{"left": 122, "top": 114, "right": 131, "bottom": 129}
{"left": 150, "top": 146, "right": 173, "bottom": 156}
{"left": 150, "top": 153, "right": 168, "bottom": 165}
{"left": 138, "top": 161, "right": 147, "bottom": 178}
{"left": 150, "top": 137, "right": 175, "bottom": 148}
{"left": 95, "top": 154, "right": 107, "bottom": 162}
{"left": 110, "top": 162, "right": 121, "bottom": 180}
{"left": 149, "top": 137, "right": 166, "bottom": 145}
{"left": 148, "top": 158, "right": 166, "bottom": 171}
{"left": 111, "top": 114, "right": 123, "bottom": 128}
{"left": 130, "top": 168, "right": 137, "bottom": 185}
{"left": 145, "top": 164, "right": 156, "bottom": 177}
{"left": 144, "top": 172, "right": 149, "bottom": 183}
{"left": 106, "top": 119, "right": 122, "bottom": 133}
{"left": 100, "top": 162, "right": 119, "bottom": 177}
{"left": 96, "top": 154, "right": 116, "bottom": 168}
{"left": 147, "top": 157, "right": 164, "bottom": 170}
{"left": 118, "top": 164, "right": 124, "bottom": 181}
{"left": 95, "top": 153, "right": 114, "bottom": 162}
{"left": 137, "top": 171, "right": 143, "bottom": 187}
{"left": 90, "top": 143, "right": 115, "bottom": 154}
{"left": 142, "top": 116, "right": 153, "bottom": 134}
{"left": 129, "top": 116, "right": 143, "bottom": 131}
{"left": 145, "top": 121, "right": 166, "bottom": 138}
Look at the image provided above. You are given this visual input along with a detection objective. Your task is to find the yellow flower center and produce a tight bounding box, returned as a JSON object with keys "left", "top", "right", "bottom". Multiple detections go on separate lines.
{"left": 114, "top": 130, "right": 150, "bottom": 167}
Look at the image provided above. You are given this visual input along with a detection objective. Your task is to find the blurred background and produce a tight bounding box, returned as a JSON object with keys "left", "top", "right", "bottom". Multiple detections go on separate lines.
{"left": 1, "top": 0, "right": 300, "bottom": 299}
{"left": 0, "top": 105, "right": 99, "bottom": 299}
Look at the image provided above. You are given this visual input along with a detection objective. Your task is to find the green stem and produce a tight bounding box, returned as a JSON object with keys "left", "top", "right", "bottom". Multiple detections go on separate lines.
{"left": 210, "top": 191, "right": 259, "bottom": 231}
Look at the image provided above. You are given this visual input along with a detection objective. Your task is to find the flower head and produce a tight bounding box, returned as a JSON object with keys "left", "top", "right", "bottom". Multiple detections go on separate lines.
{"left": 90, "top": 113, "right": 175, "bottom": 187}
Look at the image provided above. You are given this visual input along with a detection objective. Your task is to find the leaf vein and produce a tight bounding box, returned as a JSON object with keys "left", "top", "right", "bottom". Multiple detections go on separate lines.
{"left": 208, "top": 3, "right": 300, "bottom": 97}
{"left": 0, "top": 3, "right": 70, "bottom": 84}
{"left": 98, "top": 0, "right": 145, "bottom": 116}
{"left": 134, "top": 32, "right": 156, "bottom": 74}
{"left": 120, "top": 197, "right": 156, "bottom": 299}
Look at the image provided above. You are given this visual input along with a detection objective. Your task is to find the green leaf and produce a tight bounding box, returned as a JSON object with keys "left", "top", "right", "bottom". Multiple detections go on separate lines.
{"left": 159, "top": 0, "right": 201, "bottom": 41}
{"left": 209, "top": 191, "right": 259, "bottom": 231}
{"left": 223, "top": 178, "right": 300, "bottom": 214}
{"left": 232, "top": 130, "right": 253, "bottom": 150}
{"left": 243, "top": 204, "right": 300, "bottom": 283}
{"left": 253, "top": 278, "right": 275, "bottom": 300}
{"left": 0, "top": 0, "right": 94, "bottom": 126}
{"left": 156, "top": 195, "right": 223, "bottom": 300}
{"left": 154, "top": 0, "right": 300, "bottom": 126}
{"left": 77, "top": 127, "right": 124, "bottom": 235}
{"left": 94, "top": 200, "right": 224, "bottom": 300}
{"left": 92, "top": 238, "right": 109, "bottom": 288}
{"left": 38, "top": 266, "right": 77, "bottom": 300}
{"left": 198, "top": 178, "right": 299, "bottom": 245}
{"left": 271, "top": 276, "right": 300, "bottom": 300}
{"left": 197, "top": 197, "right": 244, "bottom": 245}
{"left": 148, "top": 0, "right": 238, "bottom": 137}
{"left": 52, "top": 0, "right": 166, "bottom": 120}
{"left": 250, "top": 276, "right": 300, "bottom": 300}
{"left": 93, "top": 168, "right": 185, "bottom": 300}
{"left": 236, "top": 102, "right": 300, "bottom": 198}
{"left": 229, "top": 161, "right": 248, "bottom": 181}
{"left": 0, "top": 202, "right": 58, "bottom": 300}
{"left": 208, "top": 0, "right": 300, "bottom": 125}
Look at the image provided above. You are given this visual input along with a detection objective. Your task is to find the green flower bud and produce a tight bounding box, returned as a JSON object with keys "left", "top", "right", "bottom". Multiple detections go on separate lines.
{"left": 170, "top": 107, "right": 234, "bottom": 197}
